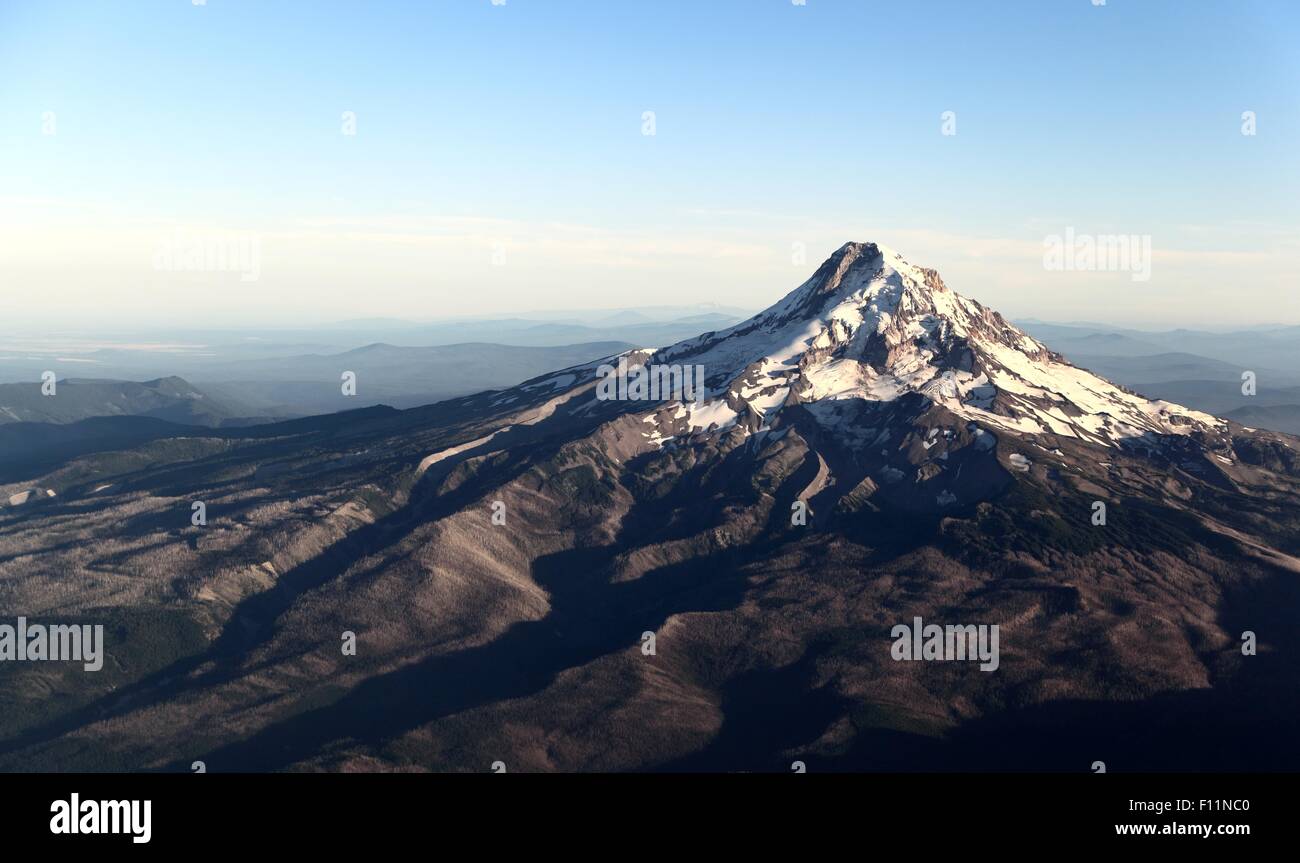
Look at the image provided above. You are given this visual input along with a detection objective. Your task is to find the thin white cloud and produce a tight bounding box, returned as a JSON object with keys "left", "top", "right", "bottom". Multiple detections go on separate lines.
{"left": 1, "top": 200, "right": 1296, "bottom": 328}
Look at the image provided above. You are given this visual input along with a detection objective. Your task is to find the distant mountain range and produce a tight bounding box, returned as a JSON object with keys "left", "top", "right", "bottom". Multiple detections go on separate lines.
{"left": 0, "top": 341, "right": 637, "bottom": 481}
{"left": 12, "top": 305, "right": 1300, "bottom": 436}
{"left": 0, "top": 309, "right": 748, "bottom": 387}
{"left": 0, "top": 340, "right": 636, "bottom": 435}
{"left": 190, "top": 340, "right": 638, "bottom": 415}
{"left": 1016, "top": 322, "right": 1300, "bottom": 434}
{"left": 0, "top": 376, "right": 270, "bottom": 427}
{"left": 3, "top": 242, "right": 1299, "bottom": 772}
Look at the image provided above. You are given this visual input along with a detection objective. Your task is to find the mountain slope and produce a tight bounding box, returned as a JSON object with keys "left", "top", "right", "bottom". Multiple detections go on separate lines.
{"left": 0, "top": 376, "right": 261, "bottom": 427}
{"left": 3, "top": 243, "right": 1300, "bottom": 773}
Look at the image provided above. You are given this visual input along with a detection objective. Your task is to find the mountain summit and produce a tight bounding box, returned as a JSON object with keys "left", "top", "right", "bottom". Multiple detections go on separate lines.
{"left": 643, "top": 242, "right": 1224, "bottom": 451}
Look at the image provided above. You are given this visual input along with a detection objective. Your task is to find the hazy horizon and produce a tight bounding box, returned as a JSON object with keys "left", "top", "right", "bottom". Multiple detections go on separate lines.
{"left": 9, "top": 298, "right": 1300, "bottom": 338}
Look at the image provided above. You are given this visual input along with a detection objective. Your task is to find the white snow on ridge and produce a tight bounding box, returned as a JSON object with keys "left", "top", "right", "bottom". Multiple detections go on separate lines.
{"left": 629, "top": 242, "right": 1226, "bottom": 451}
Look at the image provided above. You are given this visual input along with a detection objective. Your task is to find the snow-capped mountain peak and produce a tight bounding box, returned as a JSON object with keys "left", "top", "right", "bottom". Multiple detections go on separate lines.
{"left": 641, "top": 242, "right": 1224, "bottom": 450}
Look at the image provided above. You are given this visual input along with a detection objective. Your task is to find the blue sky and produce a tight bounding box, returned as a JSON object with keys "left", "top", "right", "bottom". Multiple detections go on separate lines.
{"left": 2, "top": 0, "right": 1298, "bottom": 328}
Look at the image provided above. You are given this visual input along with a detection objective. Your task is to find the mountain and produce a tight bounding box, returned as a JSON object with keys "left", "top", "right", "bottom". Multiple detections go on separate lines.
{"left": 1224, "top": 403, "right": 1300, "bottom": 435}
{"left": 0, "top": 342, "right": 640, "bottom": 483}
{"left": 1013, "top": 322, "right": 1300, "bottom": 438}
{"left": 1056, "top": 352, "right": 1260, "bottom": 386}
{"left": 0, "top": 376, "right": 266, "bottom": 427}
{"left": 3, "top": 242, "right": 1300, "bottom": 772}
{"left": 1010, "top": 323, "right": 1169, "bottom": 358}
{"left": 188, "top": 340, "right": 638, "bottom": 415}
{"left": 0, "top": 415, "right": 202, "bottom": 483}
{"left": 640, "top": 243, "right": 1230, "bottom": 458}
{"left": 0, "top": 322, "right": 740, "bottom": 389}
{"left": 593, "top": 310, "right": 655, "bottom": 326}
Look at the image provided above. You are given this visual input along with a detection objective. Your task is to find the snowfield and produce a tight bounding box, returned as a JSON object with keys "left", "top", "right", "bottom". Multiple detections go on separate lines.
{"left": 614, "top": 242, "right": 1227, "bottom": 451}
